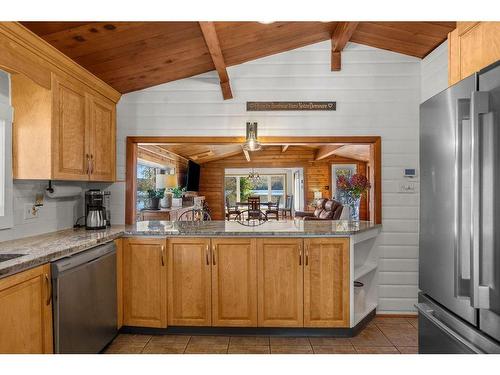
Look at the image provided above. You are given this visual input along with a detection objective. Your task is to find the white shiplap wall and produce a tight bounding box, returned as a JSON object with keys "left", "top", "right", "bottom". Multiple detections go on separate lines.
{"left": 421, "top": 41, "right": 448, "bottom": 103}
{"left": 114, "top": 41, "right": 422, "bottom": 313}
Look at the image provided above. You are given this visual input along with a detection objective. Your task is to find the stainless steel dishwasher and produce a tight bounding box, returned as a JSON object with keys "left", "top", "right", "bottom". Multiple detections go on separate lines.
{"left": 51, "top": 242, "right": 117, "bottom": 353}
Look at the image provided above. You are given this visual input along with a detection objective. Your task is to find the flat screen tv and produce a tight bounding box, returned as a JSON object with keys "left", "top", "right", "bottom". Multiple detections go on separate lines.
{"left": 186, "top": 160, "right": 201, "bottom": 191}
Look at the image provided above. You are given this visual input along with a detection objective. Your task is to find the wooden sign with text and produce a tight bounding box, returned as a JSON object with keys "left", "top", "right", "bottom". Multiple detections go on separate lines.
{"left": 246, "top": 101, "right": 336, "bottom": 111}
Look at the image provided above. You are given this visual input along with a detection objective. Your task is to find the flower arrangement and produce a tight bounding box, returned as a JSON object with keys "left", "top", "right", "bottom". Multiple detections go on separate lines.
{"left": 336, "top": 174, "right": 371, "bottom": 198}
{"left": 336, "top": 173, "right": 371, "bottom": 222}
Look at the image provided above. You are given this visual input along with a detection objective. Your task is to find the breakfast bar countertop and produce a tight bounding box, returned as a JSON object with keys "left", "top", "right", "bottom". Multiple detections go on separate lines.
{"left": 124, "top": 219, "right": 381, "bottom": 238}
{"left": 0, "top": 220, "right": 381, "bottom": 279}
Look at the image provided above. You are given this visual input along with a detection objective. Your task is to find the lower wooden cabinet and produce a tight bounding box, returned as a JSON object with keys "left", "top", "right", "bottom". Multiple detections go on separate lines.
{"left": 168, "top": 238, "right": 212, "bottom": 326}
{"left": 0, "top": 264, "right": 53, "bottom": 353}
{"left": 257, "top": 238, "right": 304, "bottom": 327}
{"left": 123, "top": 237, "right": 167, "bottom": 328}
{"left": 211, "top": 238, "right": 257, "bottom": 327}
{"left": 304, "top": 238, "right": 350, "bottom": 327}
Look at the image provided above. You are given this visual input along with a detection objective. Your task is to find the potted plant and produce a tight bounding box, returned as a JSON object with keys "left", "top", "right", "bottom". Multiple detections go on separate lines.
{"left": 146, "top": 188, "right": 165, "bottom": 210}
{"left": 336, "top": 174, "right": 371, "bottom": 221}
{"left": 171, "top": 186, "right": 186, "bottom": 207}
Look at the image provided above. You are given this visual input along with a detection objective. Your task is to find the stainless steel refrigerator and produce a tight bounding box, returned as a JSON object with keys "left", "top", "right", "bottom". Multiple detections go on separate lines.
{"left": 418, "top": 61, "right": 500, "bottom": 354}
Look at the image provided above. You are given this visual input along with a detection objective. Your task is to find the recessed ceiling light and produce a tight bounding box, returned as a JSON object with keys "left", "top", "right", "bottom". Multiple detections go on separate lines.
{"left": 258, "top": 21, "right": 275, "bottom": 24}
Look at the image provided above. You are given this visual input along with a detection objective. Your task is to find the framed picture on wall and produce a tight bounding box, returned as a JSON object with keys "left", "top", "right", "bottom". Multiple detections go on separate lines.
{"left": 331, "top": 164, "right": 357, "bottom": 200}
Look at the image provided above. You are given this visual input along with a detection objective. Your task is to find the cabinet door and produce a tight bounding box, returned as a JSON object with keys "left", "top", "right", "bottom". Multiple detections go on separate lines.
{"left": 88, "top": 94, "right": 116, "bottom": 181}
{"left": 0, "top": 264, "right": 53, "bottom": 353}
{"left": 168, "top": 238, "right": 211, "bottom": 326}
{"left": 123, "top": 238, "right": 167, "bottom": 328}
{"left": 212, "top": 238, "right": 257, "bottom": 327}
{"left": 52, "top": 75, "right": 89, "bottom": 180}
{"left": 304, "top": 238, "right": 350, "bottom": 327}
{"left": 257, "top": 238, "right": 303, "bottom": 327}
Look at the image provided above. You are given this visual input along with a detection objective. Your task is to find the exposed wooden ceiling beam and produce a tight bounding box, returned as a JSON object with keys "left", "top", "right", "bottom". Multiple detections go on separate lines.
{"left": 198, "top": 21, "right": 233, "bottom": 100}
{"left": 331, "top": 22, "right": 359, "bottom": 71}
{"left": 281, "top": 145, "right": 289, "bottom": 153}
{"left": 242, "top": 147, "right": 251, "bottom": 162}
{"left": 315, "top": 144, "right": 344, "bottom": 160}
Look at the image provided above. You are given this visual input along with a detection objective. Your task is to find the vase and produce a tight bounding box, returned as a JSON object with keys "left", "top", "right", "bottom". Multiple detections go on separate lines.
{"left": 172, "top": 197, "right": 183, "bottom": 207}
{"left": 147, "top": 197, "right": 160, "bottom": 210}
{"left": 346, "top": 194, "right": 361, "bottom": 222}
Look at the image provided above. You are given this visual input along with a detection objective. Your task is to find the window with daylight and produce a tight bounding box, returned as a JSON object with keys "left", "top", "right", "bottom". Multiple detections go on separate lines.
{"left": 224, "top": 174, "right": 286, "bottom": 207}
{"left": 0, "top": 70, "right": 13, "bottom": 229}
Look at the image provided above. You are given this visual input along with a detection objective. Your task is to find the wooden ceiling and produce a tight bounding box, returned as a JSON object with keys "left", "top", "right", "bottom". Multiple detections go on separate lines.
{"left": 138, "top": 143, "right": 370, "bottom": 165}
{"left": 21, "top": 21, "right": 455, "bottom": 95}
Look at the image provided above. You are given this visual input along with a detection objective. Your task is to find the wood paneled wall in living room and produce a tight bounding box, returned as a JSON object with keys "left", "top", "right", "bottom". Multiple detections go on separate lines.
{"left": 199, "top": 146, "right": 369, "bottom": 220}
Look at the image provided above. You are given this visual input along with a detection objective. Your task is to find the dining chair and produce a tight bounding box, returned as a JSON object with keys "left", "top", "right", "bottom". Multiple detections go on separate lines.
{"left": 247, "top": 196, "right": 262, "bottom": 220}
{"left": 225, "top": 195, "right": 241, "bottom": 220}
{"left": 280, "top": 195, "right": 293, "bottom": 219}
{"left": 266, "top": 196, "right": 281, "bottom": 220}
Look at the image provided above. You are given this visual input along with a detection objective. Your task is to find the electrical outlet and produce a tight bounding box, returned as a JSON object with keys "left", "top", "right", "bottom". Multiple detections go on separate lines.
{"left": 24, "top": 204, "right": 39, "bottom": 220}
{"left": 399, "top": 182, "right": 416, "bottom": 194}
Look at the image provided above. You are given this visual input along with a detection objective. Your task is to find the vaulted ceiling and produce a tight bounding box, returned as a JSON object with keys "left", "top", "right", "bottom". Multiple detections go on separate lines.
{"left": 21, "top": 21, "right": 455, "bottom": 96}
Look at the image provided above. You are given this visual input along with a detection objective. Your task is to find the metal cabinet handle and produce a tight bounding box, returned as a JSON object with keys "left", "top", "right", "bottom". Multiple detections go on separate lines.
{"left": 90, "top": 154, "right": 94, "bottom": 175}
{"left": 299, "top": 247, "right": 302, "bottom": 266}
{"left": 160, "top": 245, "right": 165, "bottom": 266}
{"left": 86, "top": 153, "right": 90, "bottom": 174}
{"left": 44, "top": 274, "right": 51, "bottom": 306}
{"left": 205, "top": 245, "right": 209, "bottom": 265}
{"left": 305, "top": 246, "right": 309, "bottom": 266}
{"left": 212, "top": 245, "right": 216, "bottom": 265}
{"left": 470, "top": 91, "right": 490, "bottom": 309}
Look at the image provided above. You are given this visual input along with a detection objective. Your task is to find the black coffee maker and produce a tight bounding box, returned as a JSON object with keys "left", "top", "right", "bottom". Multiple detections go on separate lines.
{"left": 85, "top": 190, "right": 108, "bottom": 229}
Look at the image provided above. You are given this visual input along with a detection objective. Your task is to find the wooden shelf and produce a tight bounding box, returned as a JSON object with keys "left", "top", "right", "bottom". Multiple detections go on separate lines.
{"left": 354, "top": 302, "right": 378, "bottom": 326}
{"left": 354, "top": 262, "right": 377, "bottom": 281}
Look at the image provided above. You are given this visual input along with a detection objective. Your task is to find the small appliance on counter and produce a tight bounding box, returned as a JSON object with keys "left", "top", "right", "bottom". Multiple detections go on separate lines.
{"left": 85, "top": 190, "right": 111, "bottom": 229}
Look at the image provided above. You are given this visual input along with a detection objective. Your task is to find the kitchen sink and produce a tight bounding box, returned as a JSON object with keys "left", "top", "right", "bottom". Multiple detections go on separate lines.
{"left": 0, "top": 254, "right": 24, "bottom": 263}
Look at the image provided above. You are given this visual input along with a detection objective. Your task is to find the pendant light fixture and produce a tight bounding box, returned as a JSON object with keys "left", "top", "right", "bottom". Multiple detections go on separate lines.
{"left": 247, "top": 168, "right": 261, "bottom": 184}
{"left": 243, "top": 122, "right": 262, "bottom": 151}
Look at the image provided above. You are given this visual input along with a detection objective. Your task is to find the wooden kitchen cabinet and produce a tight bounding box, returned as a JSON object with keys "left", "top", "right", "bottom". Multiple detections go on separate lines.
{"left": 449, "top": 22, "right": 500, "bottom": 85}
{"left": 257, "top": 238, "right": 304, "bottom": 327}
{"left": 11, "top": 73, "right": 116, "bottom": 181}
{"left": 211, "top": 238, "right": 257, "bottom": 327}
{"left": 168, "top": 238, "right": 212, "bottom": 326}
{"left": 0, "top": 264, "right": 53, "bottom": 354}
{"left": 303, "top": 238, "right": 350, "bottom": 327}
{"left": 123, "top": 237, "right": 167, "bottom": 328}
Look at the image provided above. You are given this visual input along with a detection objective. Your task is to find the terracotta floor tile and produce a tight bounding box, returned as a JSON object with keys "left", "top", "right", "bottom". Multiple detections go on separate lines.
{"left": 270, "top": 337, "right": 310, "bottom": 346}
{"left": 308, "top": 337, "right": 352, "bottom": 346}
{"left": 377, "top": 323, "right": 418, "bottom": 347}
{"left": 355, "top": 346, "right": 400, "bottom": 354}
{"left": 397, "top": 346, "right": 418, "bottom": 354}
{"left": 230, "top": 336, "right": 270, "bottom": 346}
{"left": 184, "top": 343, "right": 228, "bottom": 354}
{"left": 313, "top": 345, "right": 357, "bottom": 354}
{"left": 148, "top": 335, "right": 191, "bottom": 345}
{"left": 141, "top": 343, "right": 187, "bottom": 354}
{"left": 271, "top": 346, "right": 313, "bottom": 354}
{"left": 188, "top": 335, "right": 230, "bottom": 346}
{"left": 350, "top": 325, "right": 392, "bottom": 347}
{"left": 104, "top": 342, "right": 145, "bottom": 354}
{"left": 228, "top": 345, "right": 270, "bottom": 354}
{"left": 373, "top": 317, "right": 410, "bottom": 325}
{"left": 112, "top": 334, "right": 152, "bottom": 345}
{"left": 407, "top": 318, "right": 418, "bottom": 329}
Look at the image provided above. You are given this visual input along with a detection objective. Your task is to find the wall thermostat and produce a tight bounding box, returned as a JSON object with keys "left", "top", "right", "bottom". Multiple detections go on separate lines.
{"left": 404, "top": 168, "right": 417, "bottom": 178}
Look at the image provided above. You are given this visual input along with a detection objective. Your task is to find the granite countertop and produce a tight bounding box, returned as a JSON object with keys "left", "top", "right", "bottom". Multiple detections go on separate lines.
{"left": 0, "top": 226, "right": 124, "bottom": 278}
{"left": 124, "top": 219, "right": 381, "bottom": 237}
{"left": 0, "top": 220, "right": 381, "bottom": 279}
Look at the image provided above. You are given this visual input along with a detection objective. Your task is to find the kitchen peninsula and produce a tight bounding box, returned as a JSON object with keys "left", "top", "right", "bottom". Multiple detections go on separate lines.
{"left": 0, "top": 220, "right": 380, "bottom": 353}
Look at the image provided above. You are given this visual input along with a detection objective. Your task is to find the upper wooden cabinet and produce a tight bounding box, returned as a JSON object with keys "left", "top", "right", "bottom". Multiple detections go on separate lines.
{"left": 123, "top": 237, "right": 167, "bottom": 328}
{"left": 303, "top": 238, "right": 350, "bottom": 327}
{"left": 449, "top": 22, "right": 500, "bottom": 85}
{"left": 257, "top": 238, "right": 304, "bottom": 327}
{"left": 0, "top": 264, "right": 53, "bottom": 354}
{"left": 12, "top": 73, "right": 116, "bottom": 181}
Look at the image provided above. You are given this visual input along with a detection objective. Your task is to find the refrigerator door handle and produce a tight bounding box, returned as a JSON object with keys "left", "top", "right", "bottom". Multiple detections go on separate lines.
{"left": 415, "top": 303, "right": 483, "bottom": 354}
{"left": 470, "top": 91, "right": 490, "bottom": 309}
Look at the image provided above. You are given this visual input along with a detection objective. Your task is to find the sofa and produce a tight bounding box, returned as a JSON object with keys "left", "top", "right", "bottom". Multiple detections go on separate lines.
{"left": 294, "top": 198, "right": 343, "bottom": 220}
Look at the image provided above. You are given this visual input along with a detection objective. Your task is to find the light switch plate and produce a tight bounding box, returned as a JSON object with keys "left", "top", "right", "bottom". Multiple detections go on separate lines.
{"left": 399, "top": 182, "right": 416, "bottom": 193}
{"left": 23, "top": 204, "right": 39, "bottom": 220}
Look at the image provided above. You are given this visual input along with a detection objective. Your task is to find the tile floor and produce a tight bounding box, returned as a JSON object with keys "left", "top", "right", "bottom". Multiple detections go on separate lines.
{"left": 104, "top": 316, "right": 418, "bottom": 354}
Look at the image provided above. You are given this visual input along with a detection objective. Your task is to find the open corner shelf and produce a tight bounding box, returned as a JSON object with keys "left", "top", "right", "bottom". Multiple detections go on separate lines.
{"left": 354, "top": 262, "right": 377, "bottom": 281}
